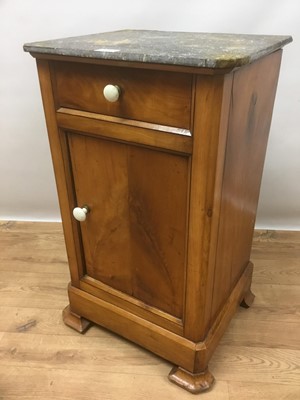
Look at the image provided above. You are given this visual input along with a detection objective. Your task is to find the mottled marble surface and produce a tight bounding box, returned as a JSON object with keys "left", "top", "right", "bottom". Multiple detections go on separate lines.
{"left": 24, "top": 30, "right": 292, "bottom": 68}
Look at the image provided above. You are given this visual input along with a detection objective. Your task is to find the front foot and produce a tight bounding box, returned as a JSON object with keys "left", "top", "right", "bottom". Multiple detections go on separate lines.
{"left": 62, "top": 305, "right": 92, "bottom": 333}
{"left": 168, "top": 366, "right": 215, "bottom": 394}
{"left": 240, "top": 289, "right": 255, "bottom": 308}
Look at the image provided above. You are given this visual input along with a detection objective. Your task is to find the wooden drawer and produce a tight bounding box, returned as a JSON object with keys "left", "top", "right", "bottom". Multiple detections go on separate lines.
{"left": 53, "top": 62, "right": 192, "bottom": 129}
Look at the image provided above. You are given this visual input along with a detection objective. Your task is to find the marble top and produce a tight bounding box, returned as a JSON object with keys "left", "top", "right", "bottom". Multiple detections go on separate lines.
{"left": 23, "top": 30, "right": 292, "bottom": 69}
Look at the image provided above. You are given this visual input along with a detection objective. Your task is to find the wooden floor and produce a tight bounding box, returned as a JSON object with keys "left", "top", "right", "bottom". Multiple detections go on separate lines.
{"left": 0, "top": 221, "right": 299, "bottom": 399}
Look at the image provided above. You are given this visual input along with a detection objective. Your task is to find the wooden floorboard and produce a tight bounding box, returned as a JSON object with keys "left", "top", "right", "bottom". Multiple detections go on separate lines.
{"left": 0, "top": 221, "right": 299, "bottom": 399}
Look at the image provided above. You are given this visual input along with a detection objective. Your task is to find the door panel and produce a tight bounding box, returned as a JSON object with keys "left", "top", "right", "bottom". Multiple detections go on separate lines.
{"left": 68, "top": 132, "right": 189, "bottom": 318}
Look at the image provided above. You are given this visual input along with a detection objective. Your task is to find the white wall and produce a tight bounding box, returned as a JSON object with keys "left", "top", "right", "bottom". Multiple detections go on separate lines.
{"left": 0, "top": 0, "right": 299, "bottom": 228}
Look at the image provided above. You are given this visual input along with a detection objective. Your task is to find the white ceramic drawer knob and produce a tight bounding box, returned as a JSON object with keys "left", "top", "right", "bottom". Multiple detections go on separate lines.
{"left": 103, "top": 84, "right": 121, "bottom": 102}
{"left": 73, "top": 205, "right": 89, "bottom": 222}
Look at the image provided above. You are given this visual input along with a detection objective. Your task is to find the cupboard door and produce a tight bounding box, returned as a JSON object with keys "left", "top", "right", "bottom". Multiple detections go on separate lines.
{"left": 68, "top": 132, "right": 189, "bottom": 318}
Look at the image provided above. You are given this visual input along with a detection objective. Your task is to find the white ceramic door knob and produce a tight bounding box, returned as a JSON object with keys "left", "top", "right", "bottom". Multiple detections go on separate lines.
{"left": 103, "top": 84, "right": 121, "bottom": 102}
{"left": 73, "top": 205, "right": 89, "bottom": 222}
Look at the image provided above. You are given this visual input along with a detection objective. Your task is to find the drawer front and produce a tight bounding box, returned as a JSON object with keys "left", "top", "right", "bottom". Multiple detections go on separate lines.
{"left": 53, "top": 62, "right": 192, "bottom": 129}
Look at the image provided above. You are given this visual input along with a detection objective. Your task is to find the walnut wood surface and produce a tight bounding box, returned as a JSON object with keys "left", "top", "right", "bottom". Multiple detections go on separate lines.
{"left": 36, "top": 59, "right": 85, "bottom": 286}
{"left": 53, "top": 61, "right": 192, "bottom": 129}
{"left": 211, "top": 50, "right": 282, "bottom": 322}
{"left": 80, "top": 276, "right": 183, "bottom": 335}
{"left": 56, "top": 108, "right": 193, "bottom": 154}
{"left": 184, "top": 72, "right": 233, "bottom": 342}
{"left": 66, "top": 262, "right": 253, "bottom": 373}
{"left": 68, "top": 133, "right": 189, "bottom": 318}
{"left": 32, "top": 49, "right": 285, "bottom": 394}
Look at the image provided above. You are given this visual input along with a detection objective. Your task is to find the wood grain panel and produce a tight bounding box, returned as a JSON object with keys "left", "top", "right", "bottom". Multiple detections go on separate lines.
{"left": 211, "top": 51, "right": 283, "bottom": 321}
{"left": 80, "top": 277, "right": 183, "bottom": 335}
{"left": 68, "top": 133, "right": 189, "bottom": 318}
{"left": 53, "top": 62, "right": 192, "bottom": 129}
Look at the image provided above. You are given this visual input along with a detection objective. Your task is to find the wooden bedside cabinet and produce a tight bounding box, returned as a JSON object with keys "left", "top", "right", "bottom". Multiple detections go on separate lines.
{"left": 24, "top": 30, "right": 292, "bottom": 394}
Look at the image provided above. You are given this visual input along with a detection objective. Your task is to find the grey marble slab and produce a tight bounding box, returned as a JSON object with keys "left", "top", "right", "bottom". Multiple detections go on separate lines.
{"left": 24, "top": 30, "right": 292, "bottom": 69}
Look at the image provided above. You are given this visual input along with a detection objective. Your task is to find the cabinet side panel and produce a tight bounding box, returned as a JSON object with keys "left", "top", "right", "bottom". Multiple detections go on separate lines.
{"left": 211, "top": 50, "right": 282, "bottom": 320}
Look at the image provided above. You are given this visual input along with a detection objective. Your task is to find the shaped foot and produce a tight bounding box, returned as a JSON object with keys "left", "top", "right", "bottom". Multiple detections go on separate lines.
{"left": 240, "top": 289, "right": 255, "bottom": 308}
{"left": 62, "top": 305, "right": 92, "bottom": 333}
{"left": 168, "top": 366, "right": 215, "bottom": 394}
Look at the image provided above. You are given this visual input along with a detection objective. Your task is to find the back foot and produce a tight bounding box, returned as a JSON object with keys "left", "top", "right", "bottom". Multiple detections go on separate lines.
{"left": 240, "top": 289, "right": 255, "bottom": 308}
